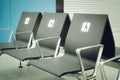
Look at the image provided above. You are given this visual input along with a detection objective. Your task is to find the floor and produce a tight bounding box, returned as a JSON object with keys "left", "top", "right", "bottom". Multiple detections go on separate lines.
{"left": 0, "top": 54, "right": 119, "bottom": 80}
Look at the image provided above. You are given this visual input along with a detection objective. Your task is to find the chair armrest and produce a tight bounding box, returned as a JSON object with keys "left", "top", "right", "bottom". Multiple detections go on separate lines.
{"left": 76, "top": 44, "right": 104, "bottom": 79}
{"left": 99, "top": 55, "right": 120, "bottom": 80}
{"left": 0, "top": 27, "right": 13, "bottom": 31}
{"left": 35, "top": 36, "right": 61, "bottom": 58}
{"left": 35, "top": 36, "right": 60, "bottom": 42}
{"left": 101, "top": 55, "right": 120, "bottom": 65}
{"left": 13, "top": 31, "right": 33, "bottom": 49}
{"left": 11, "top": 31, "right": 32, "bottom": 41}
{"left": 0, "top": 27, "right": 14, "bottom": 42}
{"left": 16, "top": 31, "right": 32, "bottom": 35}
{"left": 76, "top": 44, "right": 103, "bottom": 54}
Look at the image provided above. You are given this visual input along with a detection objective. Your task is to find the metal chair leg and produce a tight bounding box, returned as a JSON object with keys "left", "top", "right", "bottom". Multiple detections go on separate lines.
{"left": 99, "top": 62, "right": 107, "bottom": 80}
{"left": 18, "top": 61, "right": 23, "bottom": 68}
{"left": 0, "top": 51, "right": 2, "bottom": 56}
{"left": 117, "top": 69, "right": 120, "bottom": 80}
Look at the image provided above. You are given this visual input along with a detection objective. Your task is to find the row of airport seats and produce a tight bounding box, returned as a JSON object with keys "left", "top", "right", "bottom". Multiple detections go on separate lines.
{"left": 0, "top": 12, "right": 70, "bottom": 66}
{"left": 0, "top": 12, "right": 119, "bottom": 80}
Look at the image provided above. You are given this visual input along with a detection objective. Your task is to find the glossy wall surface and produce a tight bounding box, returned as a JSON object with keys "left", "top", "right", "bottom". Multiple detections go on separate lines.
{"left": 0, "top": 0, "right": 56, "bottom": 42}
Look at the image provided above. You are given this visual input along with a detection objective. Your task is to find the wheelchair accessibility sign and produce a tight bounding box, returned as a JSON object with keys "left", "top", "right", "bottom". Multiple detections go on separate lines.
{"left": 48, "top": 19, "right": 55, "bottom": 28}
{"left": 81, "top": 22, "right": 91, "bottom": 32}
{"left": 24, "top": 17, "right": 30, "bottom": 24}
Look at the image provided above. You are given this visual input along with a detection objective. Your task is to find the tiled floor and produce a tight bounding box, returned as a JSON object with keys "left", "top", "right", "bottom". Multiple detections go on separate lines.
{"left": 0, "top": 54, "right": 119, "bottom": 80}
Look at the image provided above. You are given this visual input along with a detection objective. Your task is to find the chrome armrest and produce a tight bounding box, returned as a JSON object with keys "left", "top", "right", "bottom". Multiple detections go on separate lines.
{"left": 13, "top": 31, "right": 33, "bottom": 49}
{"left": 99, "top": 48, "right": 120, "bottom": 80}
{"left": 12, "top": 31, "right": 32, "bottom": 41}
{"left": 0, "top": 27, "right": 13, "bottom": 31}
{"left": 101, "top": 55, "right": 120, "bottom": 64}
{"left": 76, "top": 44, "right": 104, "bottom": 79}
{"left": 16, "top": 31, "right": 32, "bottom": 35}
{"left": 35, "top": 36, "right": 60, "bottom": 42}
{"left": 35, "top": 36, "right": 61, "bottom": 58}
{"left": 100, "top": 55, "right": 120, "bottom": 80}
{"left": 0, "top": 27, "right": 14, "bottom": 42}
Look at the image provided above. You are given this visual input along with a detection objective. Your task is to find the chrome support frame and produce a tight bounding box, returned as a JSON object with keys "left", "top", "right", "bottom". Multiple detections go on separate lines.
{"left": 36, "top": 41, "right": 44, "bottom": 59}
{"left": 100, "top": 55, "right": 120, "bottom": 80}
{"left": 76, "top": 44, "right": 104, "bottom": 80}
{"left": 0, "top": 27, "right": 14, "bottom": 42}
{"left": 27, "top": 32, "right": 33, "bottom": 48}
{"left": 54, "top": 37, "right": 61, "bottom": 58}
{"left": 9, "top": 28, "right": 14, "bottom": 42}
{"left": 35, "top": 36, "right": 61, "bottom": 58}
{"left": 117, "top": 69, "right": 120, "bottom": 80}
{"left": 13, "top": 31, "right": 33, "bottom": 49}
{"left": 99, "top": 62, "right": 107, "bottom": 80}
{"left": 0, "top": 51, "right": 2, "bottom": 56}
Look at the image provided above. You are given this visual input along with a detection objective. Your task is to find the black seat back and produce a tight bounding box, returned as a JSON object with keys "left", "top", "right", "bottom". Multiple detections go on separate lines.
{"left": 35, "top": 12, "right": 70, "bottom": 49}
{"left": 65, "top": 13, "right": 115, "bottom": 59}
{"left": 16, "top": 12, "right": 42, "bottom": 42}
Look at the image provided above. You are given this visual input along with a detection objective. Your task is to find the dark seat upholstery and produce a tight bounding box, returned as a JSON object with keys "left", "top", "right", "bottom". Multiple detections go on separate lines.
{"left": 30, "top": 53, "right": 95, "bottom": 77}
{"left": 5, "top": 46, "right": 55, "bottom": 61}
{"left": 3, "top": 12, "right": 70, "bottom": 61}
{"left": 0, "top": 12, "right": 42, "bottom": 50}
{"left": 29, "top": 13, "right": 113, "bottom": 78}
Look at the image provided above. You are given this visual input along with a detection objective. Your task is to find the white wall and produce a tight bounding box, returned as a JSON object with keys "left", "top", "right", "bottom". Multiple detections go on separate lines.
{"left": 64, "top": 0, "right": 120, "bottom": 47}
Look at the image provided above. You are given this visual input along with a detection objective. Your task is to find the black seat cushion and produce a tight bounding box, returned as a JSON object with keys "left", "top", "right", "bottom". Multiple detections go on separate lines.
{"left": 0, "top": 40, "right": 28, "bottom": 50}
{"left": 29, "top": 53, "right": 95, "bottom": 77}
{"left": 4, "top": 46, "right": 55, "bottom": 61}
